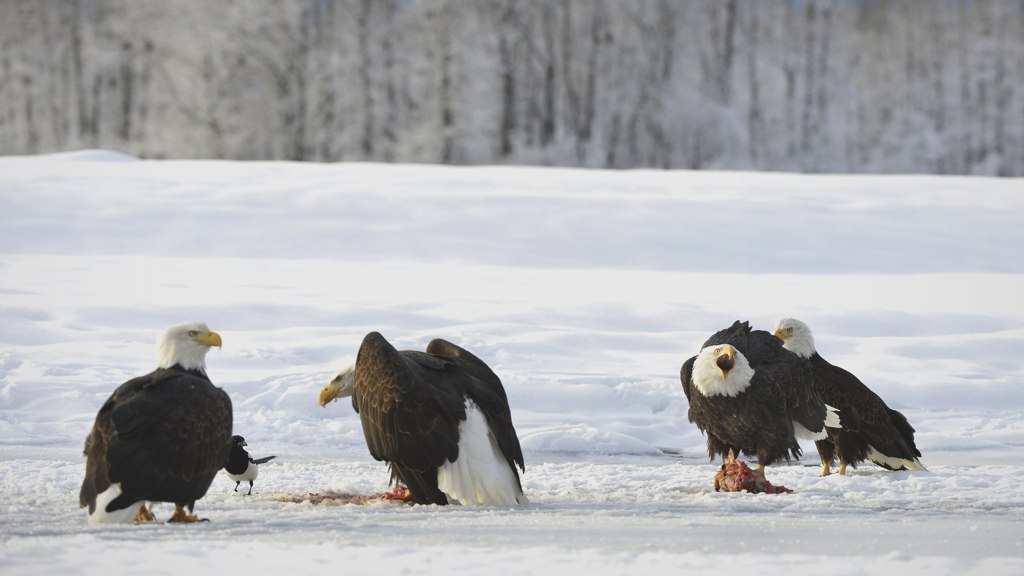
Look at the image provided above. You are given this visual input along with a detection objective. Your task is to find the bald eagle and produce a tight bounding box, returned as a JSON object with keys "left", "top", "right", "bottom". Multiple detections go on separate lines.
{"left": 773, "top": 318, "right": 926, "bottom": 475}
{"left": 680, "top": 321, "right": 839, "bottom": 487}
{"left": 79, "top": 322, "right": 232, "bottom": 523}
{"left": 319, "top": 332, "right": 527, "bottom": 506}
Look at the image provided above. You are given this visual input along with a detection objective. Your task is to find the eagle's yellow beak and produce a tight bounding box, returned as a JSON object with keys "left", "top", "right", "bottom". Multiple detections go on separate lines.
{"left": 195, "top": 330, "right": 223, "bottom": 349}
{"left": 773, "top": 328, "right": 786, "bottom": 340}
{"left": 716, "top": 345, "right": 736, "bottom": 380}
{"left": 318, "top": 385, "right": 338, "bottom": 408}
{"left": 320, "top": 368, "right": 355, "bottom": 407}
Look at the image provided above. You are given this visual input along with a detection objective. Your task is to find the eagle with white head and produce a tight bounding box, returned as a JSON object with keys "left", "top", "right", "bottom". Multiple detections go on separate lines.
{"left": 79, "top": 321, "right": 232, "bottom": 523}
{"left": 774, "top": 317, "right": 925, "bottom": 475}
{"left": 680, "top": 320, "right": 839, "bottom": 487}
{"left": 320, "top": 332, "right": 527, "bottom": 506}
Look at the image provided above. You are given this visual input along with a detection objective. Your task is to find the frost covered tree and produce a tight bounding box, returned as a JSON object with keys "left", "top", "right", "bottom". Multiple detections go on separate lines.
{"left": 1, "top": 0, "right": 1021, "bottom": 175}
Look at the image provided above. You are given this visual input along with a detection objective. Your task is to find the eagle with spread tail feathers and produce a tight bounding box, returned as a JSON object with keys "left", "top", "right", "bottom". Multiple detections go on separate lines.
{"left": 79, "top": 322, "right": 232, "bottom": 523}
{"left": 680, "top": 320, "right": 839, "bottom": 487}
{"left": 774, "top": 317, "right": 925, "bottom": 475}
{"left": 319, "top": 332, "right": 527, "bottom": 506}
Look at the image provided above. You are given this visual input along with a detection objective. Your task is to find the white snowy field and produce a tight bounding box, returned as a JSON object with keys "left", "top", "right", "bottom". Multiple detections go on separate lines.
{"left": 1, "top": 150, "right": 1022, "bottom": 575}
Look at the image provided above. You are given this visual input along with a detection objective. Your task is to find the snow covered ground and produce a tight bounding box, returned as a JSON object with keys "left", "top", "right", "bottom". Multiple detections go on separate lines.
{"left": 1, "top": 151, "right": 1022, "bottom": 574}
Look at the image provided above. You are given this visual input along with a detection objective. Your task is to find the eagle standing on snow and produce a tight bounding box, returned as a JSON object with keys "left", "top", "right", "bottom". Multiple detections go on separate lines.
{"left": 773, "top": 318, "right": 926, "bottom": 475}
{"left": 680, "top": 321, "right": 839, "bottom": 486}
{"left": 318, "top": 331, "right": 527, "bottom": 506}
{"left": 79, "top": 322, "right": 232, "bottom": 523}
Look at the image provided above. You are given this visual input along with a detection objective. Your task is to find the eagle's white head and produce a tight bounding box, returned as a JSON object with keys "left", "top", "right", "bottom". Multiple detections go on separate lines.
{"left": 319, "top": 363, "right": 355, "bottom": 407}
{"left": 773, "top": 317, "right": 816, "bottom": 359}
{"left": 156, "top": 321, "right": 222, "bottom": 373}
{"left": 691, "top": 344, "right": 755, "bottom": 397}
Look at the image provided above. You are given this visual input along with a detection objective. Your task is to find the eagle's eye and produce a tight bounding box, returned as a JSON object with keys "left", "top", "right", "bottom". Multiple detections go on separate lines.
{"left": 713, "top": 347, "right": 722, "bottom": 355}
{"left": 787, "top": 327, "right": 794, "bottom": 334}
{"left": 188, "top": 330, "right": 199, "bottom": 337}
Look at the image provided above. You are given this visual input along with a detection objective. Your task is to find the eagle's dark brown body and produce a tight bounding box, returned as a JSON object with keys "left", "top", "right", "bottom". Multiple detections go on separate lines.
{"left": 773, "top": 317, "right": 925, "bottom": 475}
{"left": 79, "top": 365, "right": 232, "bottom": 518}
{"left": 680, "top": 321, "right": 832, "bottom": 470}
{"left": 351, "top": 332, "right": 525, "bottom": 505}
{"left": 807, "top": 352, "right": 923, "bottom": 472}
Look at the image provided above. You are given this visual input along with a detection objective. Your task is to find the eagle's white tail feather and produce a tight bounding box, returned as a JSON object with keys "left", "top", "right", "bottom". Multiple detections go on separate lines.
{"left": 87, "top": 483, "right": 143, "bottom": 525}
{"left": 793, "top": 421, "right": 828, "bottom": 441}
{"left": 793, "top": 404, "right": 841, "bottom": 441}
{"left": 906, "top": 459, "right": 928, "bottom": 472}
{"left": 867, "top": 446, "right": 928, "bottom": 472}
{"left": 437, "top": 400, "right": 528, "bottom": 506}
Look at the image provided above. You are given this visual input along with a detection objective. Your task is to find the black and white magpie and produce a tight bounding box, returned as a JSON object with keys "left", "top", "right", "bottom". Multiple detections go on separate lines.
{"left": 224, "top": 435, "right": 276, "bottom": 495}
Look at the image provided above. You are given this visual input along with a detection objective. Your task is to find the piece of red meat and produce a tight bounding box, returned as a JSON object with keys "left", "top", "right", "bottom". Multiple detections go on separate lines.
{"left": 714, "top": 460, "right": 793, "bottom": 494}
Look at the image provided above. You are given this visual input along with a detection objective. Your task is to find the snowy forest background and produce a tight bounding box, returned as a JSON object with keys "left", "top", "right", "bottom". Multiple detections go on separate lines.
{"left": 2, "top": 0, "right": 1023, "bottom": 176}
